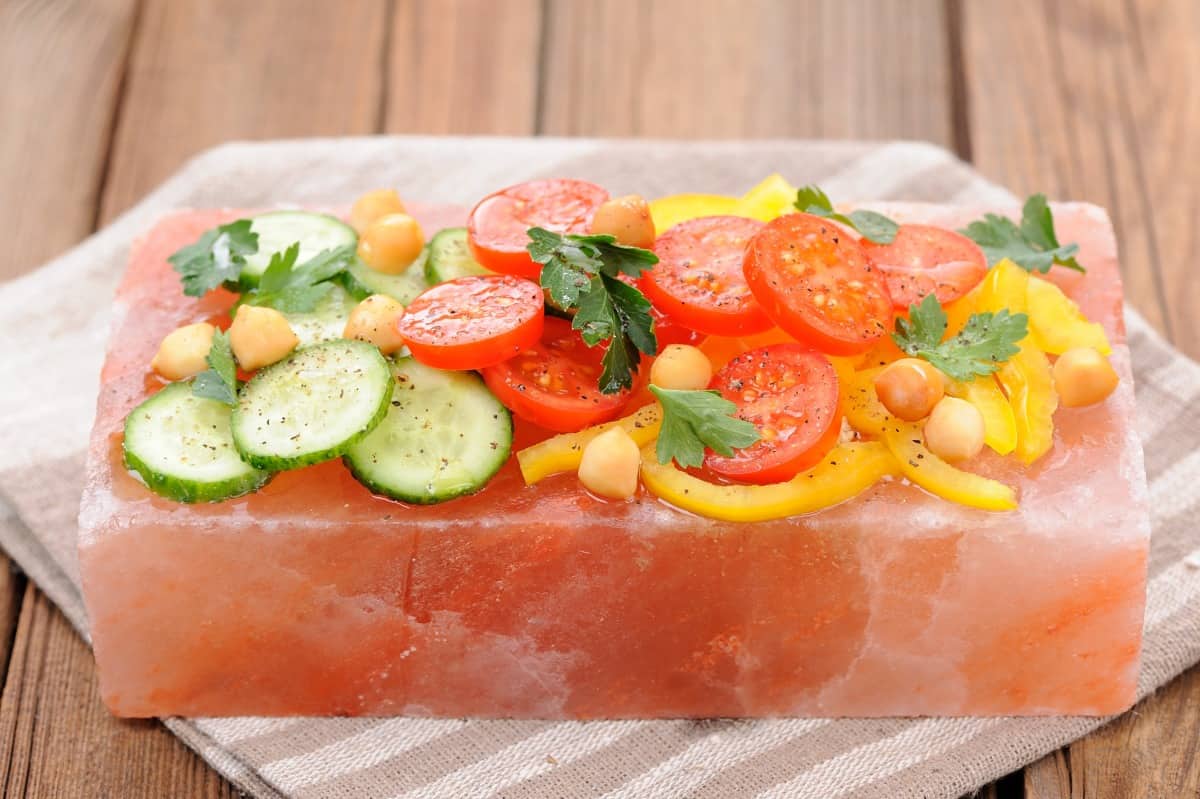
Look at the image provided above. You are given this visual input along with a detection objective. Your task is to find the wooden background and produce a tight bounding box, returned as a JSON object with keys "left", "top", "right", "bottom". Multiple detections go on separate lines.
{"left": 1, "top": 0, "right": 1197, "bottom": 796}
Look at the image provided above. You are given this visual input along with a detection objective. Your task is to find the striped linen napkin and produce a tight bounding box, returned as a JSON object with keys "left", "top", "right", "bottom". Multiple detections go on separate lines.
{"left": 1, "top": 137, "right": 1197, "bottom": 799}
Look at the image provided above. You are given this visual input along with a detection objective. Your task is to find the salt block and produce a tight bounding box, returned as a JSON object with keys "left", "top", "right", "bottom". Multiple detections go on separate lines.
{"left": 78, "top": 202, "right": 1149, "bottom": 718}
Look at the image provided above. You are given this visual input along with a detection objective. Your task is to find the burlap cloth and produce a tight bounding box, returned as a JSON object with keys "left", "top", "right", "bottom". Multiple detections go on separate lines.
{"left": 1, "top": 138, "right": 1197, "bottom": 799}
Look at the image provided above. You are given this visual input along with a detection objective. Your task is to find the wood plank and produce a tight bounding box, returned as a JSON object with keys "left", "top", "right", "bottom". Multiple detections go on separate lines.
{"left": 0, "top": 585, "right": 235, "bottom": 798}
{"left": 0, "top": 0, "right": 137, "bottom": 280}
{"left": 964, "top": 0, "right": 1200, "bottom": 796}
{"left": 539, "top": 0, "right": 953, "bottom": 144}
{"left": 385, "top": 0, "right": 542, "bottom": 134}
{"left": 0, "top": 2, "right": 389, "bottom": 796}
{"left": 961, "top": 0, "right": 1200, "bottom": 356}
{"left": 99, "top": 0, "right": 389, "bottom": 223}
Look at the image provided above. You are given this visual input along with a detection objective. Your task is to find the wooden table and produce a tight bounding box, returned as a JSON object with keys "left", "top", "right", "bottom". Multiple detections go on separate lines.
{"left": 1, "top": 1, "right": 1196, "bottom": 796}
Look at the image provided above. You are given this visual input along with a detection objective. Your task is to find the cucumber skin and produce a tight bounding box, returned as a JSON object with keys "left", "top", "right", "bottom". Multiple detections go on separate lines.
{"left": 231, "top": 341, "right": 394, "bottom": 471}
{"left": 343, "top": 362, "right": 513, "bottom": 505}
{"left": 123, "top": 443, "right": 271, "bottom": 504}
{"left": 122, "top": 384, "right": 272, "bottom": 504}
{"left": 424, "top": 227, "right": 493, "bottom": 285}
{"left": 341, "top": 249, "right": 430, "bottom": 303}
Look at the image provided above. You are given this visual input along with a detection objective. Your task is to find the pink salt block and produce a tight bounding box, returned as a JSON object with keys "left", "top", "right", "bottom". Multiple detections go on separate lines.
{"left": 78, "top": 202, "right": 1149, "bottom": 718}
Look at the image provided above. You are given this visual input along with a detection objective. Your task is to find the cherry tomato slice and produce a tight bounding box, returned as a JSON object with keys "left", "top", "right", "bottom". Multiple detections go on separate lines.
{"left": 705, "top": 343, "right": 843, "bottom": 484}
{"left": 614, "top": 273, "right": 701, "bottom": 348}
{"left": 642, "top": 215, "right": 774, "bottom": 337}
{"left": 743, "top": 213, "right": 893, "bottom": 356}
{"left": 481, "top": 317, "right": 629, "bottom": 433}
{"left": 467, "top": 178, "right": 610, "bottom": 279}
{"left": 862, "top": 224, "right": 988, "bottom": 309}
{"left": 397, "top": 275, "right": 544, "bottom": 370}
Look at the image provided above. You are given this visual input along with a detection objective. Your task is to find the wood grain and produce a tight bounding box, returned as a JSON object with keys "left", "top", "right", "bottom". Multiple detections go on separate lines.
{"left": 539, "top": 0, "right": 954, "bottom": 144}
{"left": 386, "top": 0, "right": 542, "bottom": 134}
{"left": 0, "top": 0, "right": 137, "bottom": 280}
{"left": 0, "top": 586, "right": 236, "bottom": 798}
{"left": 964, "top": 0, "right": 1200, "bottom": 793}
{"left": 961, "top": 0, "right": 1200, "bottom": 358}
{"left": 99, "top": 0, "right": 389, "bottom": 223}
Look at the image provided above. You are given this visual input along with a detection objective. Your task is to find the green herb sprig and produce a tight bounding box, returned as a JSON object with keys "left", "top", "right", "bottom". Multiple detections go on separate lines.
{"left": 892, "top": 294, "right": 1029, "bottom": 381}
{"left": 168, "top": 219, "right": 259, "bottom": 297}
{"left": 527, "top": 228, "right": 660, "bottom": 393}
{"left": 240, "top": 243, "right": 357, "bottom": 313}
{"left": 960, "top": 194, "right": 1084, "bottom": 273}
{"left": 794, "top": 185, "right": 899, "bottom": 244}
{"left": 191, "top": 330, "right": 238, "bottom": 405}
{"left": 649, "top": 386, "right": 761, "bottom": 469}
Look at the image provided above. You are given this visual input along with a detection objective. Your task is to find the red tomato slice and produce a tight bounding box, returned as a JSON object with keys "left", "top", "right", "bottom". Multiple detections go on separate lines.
{"left": 705, "top": 343, "right": 842, "bottom": 484}
{"left": 862, "top": 224, "right": 988, "bottom": 309}
{"left": 743, "top": 213, "right": 893, "bottom": 356}
{"left": 397, "top": 276, "right": 544, "bottom": 370}
{"left": 614, "top": 273, "right": 701, "bottom": 348}
{"left": 480, "top": 317, "right": 629, "bottom": 433}
{"left": 467, "top": 178, "right": 610, "bottom": 279}
{"left": 642, "top": 215, "right": 774, "bottom": 337}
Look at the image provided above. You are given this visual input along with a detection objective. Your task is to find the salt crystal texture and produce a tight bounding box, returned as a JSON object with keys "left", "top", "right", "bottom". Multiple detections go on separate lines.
{"left": 78, "top": 203, "right": 1149, "bottom": 718}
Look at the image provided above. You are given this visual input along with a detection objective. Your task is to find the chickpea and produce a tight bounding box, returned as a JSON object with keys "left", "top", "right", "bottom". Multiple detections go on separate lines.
{"left": 578, "top": 427, "right": 641, "bottom": 500}
{"left": 873, "top": 358, "right": 945, "bottom": 421}
{"left": 924, "top": 396, "right": 986, "bottom": 461}
{"left": 650, "top": 344, "right": 714, "bottom": 391}
{"left": 229, "top": 306, "right": 299, "bottom": 371}
{"left": 344, "top": 295, "right": 406, "bottom": 355}
{"left": 358, "top": 213, "right": 424, "bottom": 275}
{"left": 590, "top": 194, "right": 656, "bottom": 249}
{"left": 1054, "top": 347, "right": 1119, "bottom": 407}
{"left": 150, "top": 322, "right": 216, "bottom": 380}
{"left": 349, "top": 189, "right": 406, "bottom": 234}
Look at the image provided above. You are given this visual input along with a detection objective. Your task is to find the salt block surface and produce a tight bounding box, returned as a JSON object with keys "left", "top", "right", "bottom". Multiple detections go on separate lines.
{"left": 78, "top": 203, "right": 1149, "bottom": 718}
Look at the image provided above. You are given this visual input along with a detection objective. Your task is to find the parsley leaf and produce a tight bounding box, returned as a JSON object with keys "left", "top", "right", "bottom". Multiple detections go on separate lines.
{"left": 241, "top": 243, "right": 356, "bottom": 313}
{"left": 527, "top": 228, "right": 659, "bottom": 393}
{"left": 649, "top": 386, "right": 761, "bottom": 469}
{"left": 892, "top": 294, "right": 1030, "bottom": 381}
{"left": 168, "top": 219, "right": 259, "bottom": 297}
{"left": 960, "top": 194, "right": 1084, "bottom": 273}
{"left": 191, "top": 330, "right": 237, "bottom": 405}
{"left": 794, "top": 185, "right": 899, "bottom": 244}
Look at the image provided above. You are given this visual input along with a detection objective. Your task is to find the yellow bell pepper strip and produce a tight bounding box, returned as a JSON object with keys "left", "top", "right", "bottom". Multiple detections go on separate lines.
{"left": 960, "top": 260, "right": 1057, "bottom": 463}
{"left": 944, "top": 258, "right": 1028, "bottom": 337}
{"left": 739, "top": 174, "right": 797, "bottom": 221}
{"left": 945, "top": 376, "right": 1018, "bottom": 455}
{"left": 997, "top": 344, "right": 1059, "bottom": 464}
{"left": 518, "top": 403, "right": 662, "bottom": 485}
{"left": 882, "top": 422, "right": 1018, "bottom": 511}
{"left": 842, "top": 367, "right": 889, "bottom": 437}
{"left": 639, "top": 441, "right": 898, "bottom": 523}
{"left": 1026, "top": 275, "right": 1112, "bottom": 355}
{"left": 648, "top": 193, "right": 744, "bottom": 233}
{"left": 977, "top": 258, "right": 1030, "bottom": 315}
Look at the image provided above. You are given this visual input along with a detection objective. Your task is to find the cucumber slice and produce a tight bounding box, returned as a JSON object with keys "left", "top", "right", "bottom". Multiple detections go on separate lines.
{"left": 344, "top": 358, "right": 512, "bottom": 504}
{"left": 425, "top": 227, "right": 493, "bottom": 284}
{"left": 284, "top": 283, "right": 356, "bottom": 347}
{"left": 342, "top": 250, "right": 429, "bottom": 304}
{"left": 123, "top": 382, "right": 271, "bottom": 503}
{"left": 241, "top": 211, "right": 357, "bottom": 288}
{"left": 232, "top": 340, "right": 393, "bottom": 470}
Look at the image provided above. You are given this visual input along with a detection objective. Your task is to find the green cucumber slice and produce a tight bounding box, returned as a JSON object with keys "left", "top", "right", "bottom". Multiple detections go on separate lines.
{"left": 425, "top": 227, "right": 493, "bottom": 284}
{"left": 123, "top": 382, "right": 271, "bottom": 503}
{"left": 284, "top": 283, "right": 356, "bottom": 347}
{"left": 241, "top": 211, "right": 357, "bottom": 288}
{"left": 341, "top": 249, "right": 429, "bottom": 304}
{"left": 231, "top": 340, "right": 393, "bottom": 470}
{"left": 344, "top": 358, "right": 512, "bottom": 504}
